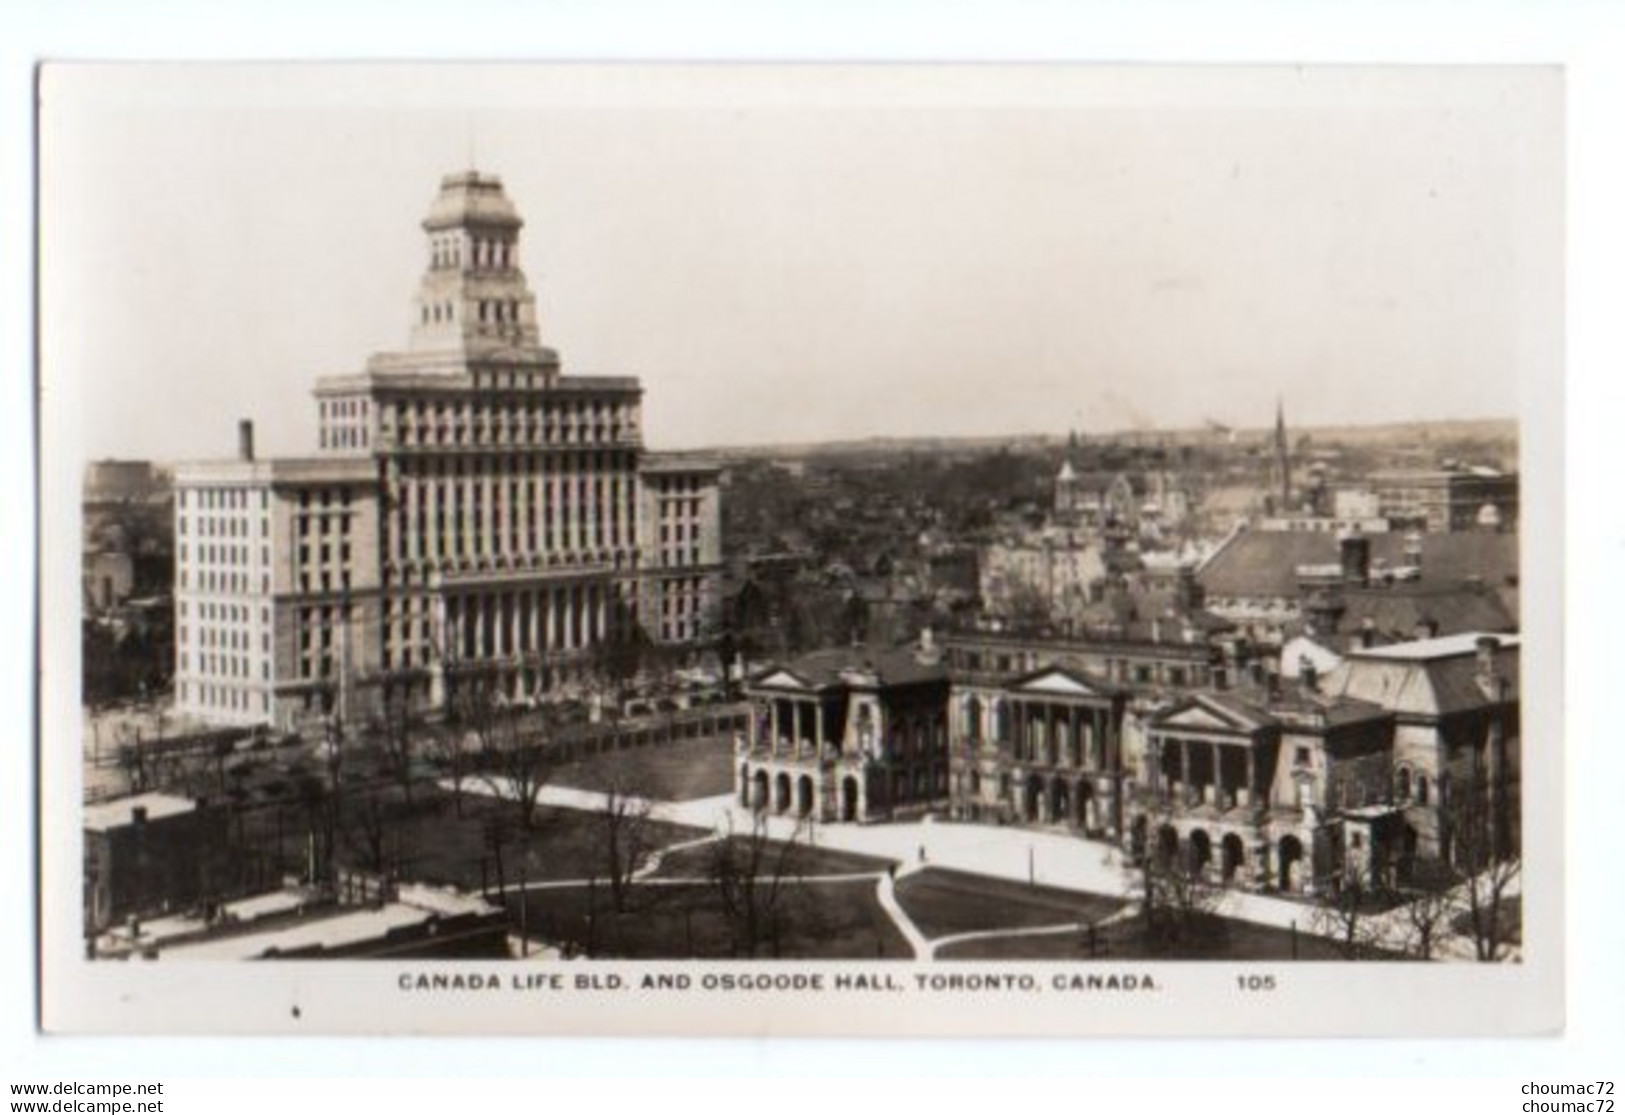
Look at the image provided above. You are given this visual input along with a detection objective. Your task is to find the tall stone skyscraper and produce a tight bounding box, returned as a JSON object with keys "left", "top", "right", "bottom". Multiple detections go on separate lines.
{"left": 172, "top": 171, "right": 722, "bottom": 729}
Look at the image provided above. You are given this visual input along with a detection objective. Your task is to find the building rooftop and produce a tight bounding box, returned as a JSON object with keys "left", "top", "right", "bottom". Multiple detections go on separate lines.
{"left": 1346, "top": 631, "right": 1521, "bottom": 661}
{"left": 1325, "top": 632, "right": 1519, "bottom": 717}
{"left": 751, "top": 643, "right": 949, "bottom": 691}
{"left": 1198, "top": 529, "right": 1519, "bottom": 601}
{"left": 421, "top": 169, "right": 524, "bottom": 231}
{"left": 84, "top": 793, "right": 198, "bottom": 832}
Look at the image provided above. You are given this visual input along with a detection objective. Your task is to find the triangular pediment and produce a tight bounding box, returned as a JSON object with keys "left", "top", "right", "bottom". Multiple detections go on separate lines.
{"left": 754, "top": 669, "right": 810, "bottom": 691}
{"left": 1152, "top": 694, "right": 1271, "bottom": 733}
{"left": 1008, "top": 666, "right": 1112, "bottom": 699}
{"left": 1160, "top": 705, "right": 1240, "bottom": 730}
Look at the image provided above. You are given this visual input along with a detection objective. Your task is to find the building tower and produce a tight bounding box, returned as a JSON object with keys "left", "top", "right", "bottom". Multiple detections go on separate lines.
{"left": 173, "top": 170, "right": 724, "bottom": 731}
{"left": 1271, "top": 396, "right": 1292, "bottom": 511}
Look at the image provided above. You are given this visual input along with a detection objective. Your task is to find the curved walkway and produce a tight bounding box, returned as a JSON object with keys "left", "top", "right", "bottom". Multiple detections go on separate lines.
{"left": 928, "top": 906, "right": 1139, "bottom": 960}
{"left": 449, "top": 776, "right": 1518, "bottom": 960}
{"left": 874, "top": 870, "right": 931, "bottom": 959}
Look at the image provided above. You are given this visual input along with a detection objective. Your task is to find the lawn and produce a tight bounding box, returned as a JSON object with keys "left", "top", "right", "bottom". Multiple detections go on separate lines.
{"left": 510, "top": 876, "right": 912, "bottom": 960}
{"left": 936, "top": 911, "right": 1400, "bottom": 961}
{"left": 551, "top": 732, "right": 736, "bottom": 801}
{"left": 228, "top": 785, "right": 711, "bottom": 895}
{"left": 894, "top": 868, "right": 1126, "bottom": 939}
{"left": 651, "top": 837, "right": 893, "bottom": 880}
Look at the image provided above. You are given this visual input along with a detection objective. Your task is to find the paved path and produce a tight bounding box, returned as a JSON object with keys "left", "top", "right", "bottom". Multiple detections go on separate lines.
{"left": 874, "top": 870, "right": 930, "bottom": 959}
{"left": 451, "top": 777, "right": 1519, "bottom": 959}
{"left": 928, "top": 906, "right": 1140, "bottom": 960}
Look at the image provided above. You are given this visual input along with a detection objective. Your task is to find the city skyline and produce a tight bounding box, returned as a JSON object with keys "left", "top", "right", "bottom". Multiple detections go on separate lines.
{"left": 45, "top": 64, "right": 1557, "bottom": 462}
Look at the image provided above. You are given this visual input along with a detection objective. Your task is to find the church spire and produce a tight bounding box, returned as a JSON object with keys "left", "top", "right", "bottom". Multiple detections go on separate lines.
{"left": 1273, "top": 395, "right": 1292, "bottom": 508}
{"left": 408, "top": 170, "right": 543, "bottom": 356}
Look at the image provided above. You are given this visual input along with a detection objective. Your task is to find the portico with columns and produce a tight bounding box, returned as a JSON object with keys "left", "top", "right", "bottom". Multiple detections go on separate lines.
{"left": 736, "top": 645, "right": 951, "bottom": 824}
{"left": 950, "top": 665, "right": 1128, "bottom": 838}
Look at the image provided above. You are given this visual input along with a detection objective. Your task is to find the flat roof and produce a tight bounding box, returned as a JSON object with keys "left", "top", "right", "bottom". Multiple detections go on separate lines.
{"left": 1347, "top": 631, "right": 1520, "bottom": 662}
{"left": 159, "top": 903, "right": 434, "bottom": 960}
{"left": 84, "top": 793, "right": 197, "bottom": 832}
{"left": 173, "top": 457, "right": 377, "bottom": 485}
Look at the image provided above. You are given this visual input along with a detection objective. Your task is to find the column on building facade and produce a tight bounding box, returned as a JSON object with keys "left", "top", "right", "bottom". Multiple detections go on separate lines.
{"left": 1180, "top": 738, "right": 1192, "bottom": 805}
{"left": 814, "top": 701, "right": 826, "bottom": 754}
{"left": 520, "top": 589, "right": 534, "bottom": 655}
{"left": 1245, "top": 746, "right": 1257, "bottom": 809}
{"left": 769, "top": 700, "right": 781, "bottom": 756}
{"left": 1044, "top": 703, "right": 1056, "bottom": 767}
{"left": 547, "top": 586, "right": 561, "bottom": 652}
{"left": 1211, "top": 739, "right": 1223, "bottom": 808}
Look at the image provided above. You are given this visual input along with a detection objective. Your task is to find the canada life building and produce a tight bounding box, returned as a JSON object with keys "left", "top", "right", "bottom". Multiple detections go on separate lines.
{"left": 173, "top": 171, "right": 722, "bottom": 729}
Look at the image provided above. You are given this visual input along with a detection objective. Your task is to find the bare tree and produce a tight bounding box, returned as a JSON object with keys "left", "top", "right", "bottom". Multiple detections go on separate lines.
{"left": 585, "top": 600, "right": 651, "bottom": 720}
{"left": 452, "top": 674, "right": 559, "bottom": 832}
{"left": 1396, "top": 858, "right": 1459, "bottom": 962}
{"left": 426, "top": 717, "right": 474, "bottom": 819}
{"left": 596, "top": 773, "right": 657, "bottom": 914}
{"left": 342, "top": 790, "right": 392, "bottom": 877}
{"left": 707, "top": 810, "right": 807, "bottom": 958}
{"left": 1445, "top": 745, "right": 1521, "bottom": 962}
{"left": 372, "top": 688, "right": 423, "bottom": 810}
{"left": 1308, "top": 870, "right": 1389, "bottom": 960}
{"left": 1125, "top": 817, "right": 1222, "bottom": 955}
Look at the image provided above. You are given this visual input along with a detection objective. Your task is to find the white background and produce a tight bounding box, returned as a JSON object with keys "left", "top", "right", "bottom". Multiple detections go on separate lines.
{"left": 4, "top": 0, "right": 1622, "bottom": 1087}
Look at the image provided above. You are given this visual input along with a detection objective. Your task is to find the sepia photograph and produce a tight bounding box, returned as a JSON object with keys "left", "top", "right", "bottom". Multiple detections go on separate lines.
{"left": 36, "top": 61, "right": 1563, "bottom": 1037}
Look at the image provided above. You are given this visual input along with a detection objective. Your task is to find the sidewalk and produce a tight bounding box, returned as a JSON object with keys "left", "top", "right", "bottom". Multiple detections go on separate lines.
{"left": 453, "top": 777, "right": 1515, "bottom": 959}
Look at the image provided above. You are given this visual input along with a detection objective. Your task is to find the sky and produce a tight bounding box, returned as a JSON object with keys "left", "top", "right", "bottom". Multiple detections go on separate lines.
{"left": 42, "top": 64, "right": 1561, "bottom": 463}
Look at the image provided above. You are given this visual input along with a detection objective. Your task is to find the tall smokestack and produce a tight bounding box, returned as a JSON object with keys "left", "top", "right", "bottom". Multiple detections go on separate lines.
{"left": 238, "top": 419, "right": 255, "bottom": 462}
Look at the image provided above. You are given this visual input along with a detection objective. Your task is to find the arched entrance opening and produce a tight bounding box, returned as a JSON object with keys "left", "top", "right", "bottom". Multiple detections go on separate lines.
{"left": 1156, "top": 824, "right": 1179, "bottom": 869}
{"left": 774, "top": 772, "right": 792, "bottom": 814}
{"left": 1221, "top": 833, "right": 1245, "bottom": 882}
{"left": 751, "top": 768, "right": 769, "bottom": 812}
{"left": 1188, "top": 829, "right": 1213, "bottom": 875}
{"left": 1278, "top": 834, "right": 1305, "bottom": 892}
{"left": 1050, "top": 779, "right": 1071, "bottom": 827}
{"left": 796, "top": 775, "right": 815, "bottom": 817}
{"left": 1024, "top": 774, "right": 1044, "bottom": 822}
{"left": 841, "top": 776, "right": 860, "bottom": 822}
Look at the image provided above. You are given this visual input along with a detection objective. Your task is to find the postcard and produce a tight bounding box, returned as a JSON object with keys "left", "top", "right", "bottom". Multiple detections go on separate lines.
{"left": 39, "top": 62, "right": 1563, "bottom": 1036}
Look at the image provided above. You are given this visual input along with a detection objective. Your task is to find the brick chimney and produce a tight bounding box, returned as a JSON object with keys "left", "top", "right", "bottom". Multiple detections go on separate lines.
{"left": 1356, "top": 616, "right": 1377, "bottom": 649}
{"left": 238, "top": 419, "right": 255, "bottom": 462}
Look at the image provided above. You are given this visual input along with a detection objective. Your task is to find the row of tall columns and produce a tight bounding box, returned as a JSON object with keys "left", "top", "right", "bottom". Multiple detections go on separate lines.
{"left": 1151, "top": 736, "right": 1261, "bottom": 810}
{"left": 446, "top": 580, "right": 611, "bottom": 661}
{"left": 393, "top": 455, "right": 637, "bottom": 566}
{"left": 1004, "top": 698, "right": 1110, "bottom": 770}
{"left": 763, "top": 697, "right": 829, "bottom": 757}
